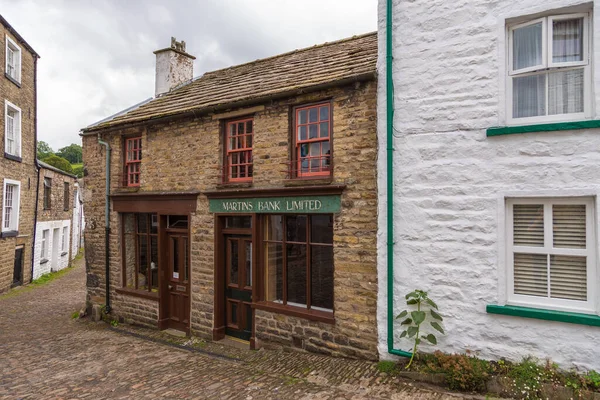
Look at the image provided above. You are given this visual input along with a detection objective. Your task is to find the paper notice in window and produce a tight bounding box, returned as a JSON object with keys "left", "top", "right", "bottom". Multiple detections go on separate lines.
{"left": 173, "top": 272, "right": 179, "bottom": 279}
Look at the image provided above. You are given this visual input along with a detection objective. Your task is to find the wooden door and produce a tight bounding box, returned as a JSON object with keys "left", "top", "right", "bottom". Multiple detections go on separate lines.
{"left": 225, "top": 235, "right": 253, "bottom": 341}
{"left": 166, "top": 233, "right": 190, "bottom": 332}
{"left": 12, "top": 247, "right": 23, "bottom": 287}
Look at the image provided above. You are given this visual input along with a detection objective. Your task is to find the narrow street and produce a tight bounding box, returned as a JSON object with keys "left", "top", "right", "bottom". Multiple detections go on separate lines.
{"left": 0, "top": 257, "right": 466, "bottom": 399}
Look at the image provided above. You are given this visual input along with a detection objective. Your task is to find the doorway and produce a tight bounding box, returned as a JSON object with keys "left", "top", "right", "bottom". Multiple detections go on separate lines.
{"left": 224, "top": 234, "right": 253, "bottom": 341}
{"left": 163, "top": 215, "right": 190, "bottom": 333}
{"left": 12, "top": 247, "right": 23, "bottom": 287}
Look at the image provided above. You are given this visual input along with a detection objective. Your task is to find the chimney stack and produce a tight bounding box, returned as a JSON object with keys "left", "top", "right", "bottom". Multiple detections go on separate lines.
{"left": 153, "top": 37, "right": 196, "bottom": 97}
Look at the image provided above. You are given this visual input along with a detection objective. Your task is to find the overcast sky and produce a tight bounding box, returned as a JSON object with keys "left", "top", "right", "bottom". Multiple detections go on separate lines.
{"left": 0, "top": 0, "right": 377, "bottom": 150}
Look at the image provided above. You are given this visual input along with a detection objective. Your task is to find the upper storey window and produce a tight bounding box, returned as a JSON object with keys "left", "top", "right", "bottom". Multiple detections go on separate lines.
{"left": 5, "top": 35, "right": 21, "bottom": 84}
{"left": 508, "top": 14, "right": 590, "bottom": 124}
{"left": 4, "top": 100, "right": 21, "bottom": 158}
{"left": 125, "top": 137, "right": 142, "bottom": 187}
{"left": 225, "top": 118, "right": 253, "bottom": 182}
{"left": 294, "top": 103, "right": 331, "bottom": 178}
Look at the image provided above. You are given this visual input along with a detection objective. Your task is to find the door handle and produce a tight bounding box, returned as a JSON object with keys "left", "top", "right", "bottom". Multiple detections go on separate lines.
{"left": 168, "top": 285, "right": 173, "bottom": 290}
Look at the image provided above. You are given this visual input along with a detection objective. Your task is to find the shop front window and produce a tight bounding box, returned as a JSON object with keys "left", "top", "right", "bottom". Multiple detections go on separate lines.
{"left": 123, "top": 213, "right": 159, "bottom": 293}
{"left": 264, "top": 214, "right": 333, "bottom": 311}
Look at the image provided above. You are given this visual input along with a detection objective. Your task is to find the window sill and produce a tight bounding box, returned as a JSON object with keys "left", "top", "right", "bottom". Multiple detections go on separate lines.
{"left": 4, "top": 72, "right": 21, "bottom": 88}
{"left": 283, "top": 177, "right": 333, "bottom": 187}
{"left": 40, "top": 259, "right": 49, "bottom": 265}
{"left": 116, "top": 287, "right": 159, "bottom": 301}
{"left": 4, "top": 153, "right": 22, "bottom": 163}
{"left": 486, "top": 304, "right": 600, "bottom": 327}
{"left": 254, "top": 301, "right": 335, "bottom": 324}
{"left": 1, "top": 230, "right": 18, "bottom": 238}
{"left": 487, "top": 120, "right": 600, "bottom": 137}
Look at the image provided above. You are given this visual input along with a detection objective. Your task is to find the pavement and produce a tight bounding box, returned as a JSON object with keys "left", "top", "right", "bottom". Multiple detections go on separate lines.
{"left": 0, "top": 254, "right": 476, "bottom": 399}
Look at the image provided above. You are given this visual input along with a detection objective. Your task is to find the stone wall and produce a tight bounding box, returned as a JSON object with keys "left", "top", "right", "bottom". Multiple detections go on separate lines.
{"left": 377, "top": 0, "right": 600, "bottom": 370}
{"left": 83, "top": 80, "right": 378, "bottom": 359}
{"left": 0, "top": 22, "right": 38, "bottom": 292}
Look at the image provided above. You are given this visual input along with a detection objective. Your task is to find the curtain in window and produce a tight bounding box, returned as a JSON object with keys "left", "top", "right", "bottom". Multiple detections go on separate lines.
{"left": 552, "top": 18, "right": 583, "bottom": 63}
{"left": 513, "top": 22, "right": 543, "bottom": 70}
{"left": 548, "top": 68, "right": 584, "bottom": 115}
{"left": 513, "top": 74, "right": 545, "bottom": 118}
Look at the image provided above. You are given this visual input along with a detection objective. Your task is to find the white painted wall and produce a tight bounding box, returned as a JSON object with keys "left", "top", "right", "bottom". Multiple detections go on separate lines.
{"left": 33, "top": 220, "right": 70, "bottom": 279}
{"left": 377, "top": 0, "right": 600, "bottom": 370}
{"left": 155, "top": 49, "right": 194, "bottom": 97}
{"left": 71, "top": 184, "right": 84, "bottom": 259}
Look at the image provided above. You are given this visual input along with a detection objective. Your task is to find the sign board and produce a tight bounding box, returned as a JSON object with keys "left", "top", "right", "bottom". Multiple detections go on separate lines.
{"left": 209, "top": 195, "right": 341, "bottom": 214}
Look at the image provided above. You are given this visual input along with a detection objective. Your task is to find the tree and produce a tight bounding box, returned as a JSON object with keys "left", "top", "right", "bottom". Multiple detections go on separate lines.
{"left": 72, "top": 164, "right": 84, "bottom": 178}
{"left": 56, "top": 144, "right": 82, "bottom": 164}
{"left": 42, "top": 155, "right": 73, "bottom": 174}
{"left": 37, "top": 141, "right": 54, "bottom": 160}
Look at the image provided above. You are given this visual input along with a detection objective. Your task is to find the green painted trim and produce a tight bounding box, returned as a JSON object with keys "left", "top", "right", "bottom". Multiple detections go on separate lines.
{"left": 487, "top": 120, "right": 600, "bottom": 137}
{"left": 486, "top": 305, "right": 600, "bottom": 327}
{"left": 208, "top": 195, "right": 341, "bottom": 214}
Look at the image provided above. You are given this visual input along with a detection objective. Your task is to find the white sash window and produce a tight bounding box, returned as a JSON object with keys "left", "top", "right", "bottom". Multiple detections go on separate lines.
{"left": 5, "top": 35, "right": 21, "bottom": 83}
{"left": 2, "top": 179, "right": 20, "bottom": 232}
{"left": 4, "top": 101, "right": 21, "bottom": 158}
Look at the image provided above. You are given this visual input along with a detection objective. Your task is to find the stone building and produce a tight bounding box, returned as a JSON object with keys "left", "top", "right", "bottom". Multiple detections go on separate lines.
{"left": 81, "top": 33, "right": 379, "bottom": 359}
{"left": 378, "top": 0, "right": 600, "bottom": 369}
{"left": 0, "top": 15, "right": 39, "bottom": 292}
{"left": 32, "top": 161, "right": 79, "bottom": 279}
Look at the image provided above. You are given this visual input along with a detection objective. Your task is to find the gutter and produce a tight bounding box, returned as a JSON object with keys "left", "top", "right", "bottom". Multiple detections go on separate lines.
{"left": 97, "top": 134, "right": 111, "bottom": 313}
{"left": 31, "top": 56, "right": 39, "bottom": 283}
{"left": 386, "top": 0, "right": 411, "bottom": 358}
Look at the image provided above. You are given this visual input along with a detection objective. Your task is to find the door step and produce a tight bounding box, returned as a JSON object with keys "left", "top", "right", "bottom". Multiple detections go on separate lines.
{"left": 164, "top": 328, "right": 187, "bottom": 338}
{"left": 219, "top": 336, "right": 250, "bottom": 349}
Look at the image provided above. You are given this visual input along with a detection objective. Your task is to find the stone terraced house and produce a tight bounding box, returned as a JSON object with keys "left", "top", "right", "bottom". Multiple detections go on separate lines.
{"left": 378, "top": 0, "right": 600, "bottom": 370}
{"left": 0, "top": 15, "right": 39, "bottom": 292}
{"left": 32, "top": 161, "right": 81, "bottom": 279}
{"left": 81, "top": 33, "right": 379, "bottom": 359}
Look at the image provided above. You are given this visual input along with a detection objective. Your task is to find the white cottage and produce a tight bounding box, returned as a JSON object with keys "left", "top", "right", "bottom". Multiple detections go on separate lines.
{"left": 377, "top": 0, "right": 600, "bottom": 370}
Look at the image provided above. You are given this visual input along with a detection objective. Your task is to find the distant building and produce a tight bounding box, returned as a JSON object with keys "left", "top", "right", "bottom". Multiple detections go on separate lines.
{"left": 81, "top": 33, "right": 379, "bottom": 359}
{"left": 0, "top": 15, "right": 39, "bottom": 292}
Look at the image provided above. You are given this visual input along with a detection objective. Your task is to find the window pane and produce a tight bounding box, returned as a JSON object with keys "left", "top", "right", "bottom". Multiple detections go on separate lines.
{"left": 513, "top": 22, "right": 543, "bottom": 70}
{"left": 225, "top": 216, "right": 252, "bottom": 229}
{"left": 245, "top": 241, "right": 252, "bottom": 287}
{"left": 319, "top": 106, "right": 329, "bottom": 121}
{"left": 137, "top": 214, "right": 148, "bottom": 233}
{"left": 513, "top": 74, "right": 546, "bottom": 118}
{"left": 168, "top": 215, "right": 188, "bottom": 229}
{"left": 265, "top": 242, "right": 283, "bottom": 302}
{"left": 229, "top": 240, "right": 239, "bottom": 285}
{"left": 172, "top": 237, "right": 179, "bottom": 279}
{"left": 286, "top": 244, "right": 307, "bottom": 306}
{"left": 124, "top": 215, "right": 136, "bottom": 288}
{"left": 514, "top": 252, "right": 548, "bottom": 297}
{"left": 553, "top": 18, "right": 584, "bottom": 63}
{"left": 309, "top": 124, "right": 318, "bottom": 139}
{"left": 513, "top": 204, "right": 544, "bottom": 246}
{"left": 308, "top": 108, "right": 318, "bottom": 123}
{"left": 311, "top": 215, "right": 333, "bottom": 244}
{"left": 150, "top": 215, "right": 158, "bottom": 234}
{"left": 550, "top": 255, "right": 587, "bottom": 301}
{"left": 266, "top": 215, "right": 283, "bottom": 241}
{"left": 286, "top": 215, "right": 307, "bottom": 242}
{"left": 298, "top": 126, "right": 307, "bottom": 141}
{"left": 138, "top": 237, "right": 148, "bottom": 290}
{"left": 151, "top": 236, "right": 158, "bottom": 290}
{"left": 299, "top": 110, "right": 307, "bottom": 124}
{"left": 246, "top": 120, "right": 253, "bottom": 133}
{"left": 309, "top": 142, "right": 320, "bottom": 156}
{"left": 548, "top": 68, "right": 584, "bottom": 115}
{"left": 320, "top": 122, "right": 329, "bottom": 138}
{"left": 553, "top": 204, "right": 586, "bottom": 248}
{"left": 311, "top": 245, "right": 334, "bottom": 310}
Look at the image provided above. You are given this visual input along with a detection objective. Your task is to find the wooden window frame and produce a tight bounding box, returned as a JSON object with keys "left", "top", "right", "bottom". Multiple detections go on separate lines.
{"left": 261, "top": 214, "right": 334, "bottom": 313}
{"left": 292, "top": 101, "right": 333, "bottom": 179}
{"left": 5, "top": 35, "right": 21, "bottom": 84}
{"left": 63, "top": 182, "right": 69, "bottom": 211}
{"left": 506, "top": 197, "right": 597, "bottom": 314}
{"left": 41, "top": 229, "right": 49, "bottom": 260}
{"left": 120, "top": 213, "right": 159, "bottom": 298}
{"left": 4, "top": 100, "right": 21, "bottom": 158}
{"left": 2, "top": 179, "right": 20, "bottom": 232}
{"left": 506, "top": 13, "right": 592, "bottom": 125}
{"left": 223, "top": 118, "right": 253, "bottom": 183}
{"left": 124, "top": 137, "right": 142, "bottom": 187}
{"left": 43, "top": 177, "right": 51, "bottom": 210}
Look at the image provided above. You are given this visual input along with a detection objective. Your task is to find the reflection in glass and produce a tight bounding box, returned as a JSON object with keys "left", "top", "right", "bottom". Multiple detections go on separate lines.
{"left": 286, "top": 244, "right": 307, "bottom": 306}
{"left": 286, "top": 215, "right": 307, "bottom": 242}
{"left": 245, "top": 241, "right": 252, "bottom": 287}
{"left": 230, "top": 240, "right": 239, "bottom": 284}
{"left": 311, "top": 245, "right": 334, "bottom": 310}
{"left": 265, "top": 242, "right": 283, "bottom": 302}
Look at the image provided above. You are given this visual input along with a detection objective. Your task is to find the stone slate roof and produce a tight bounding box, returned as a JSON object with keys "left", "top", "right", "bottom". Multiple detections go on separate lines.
{"left": 38, "top": 160, "right": 77, "bottom": 179}
{"left": 82, "top": 32, "right": 377, "bottom": 132}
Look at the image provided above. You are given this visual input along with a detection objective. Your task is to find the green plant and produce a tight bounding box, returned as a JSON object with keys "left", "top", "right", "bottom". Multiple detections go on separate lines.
{"left": 584, "top": 370, "right": 600, "bottom": 390}
{"left": 423, "top": 351, "right": 492, "bottom": 392}
{"left": 110, "top": 319, "right": 118, "bottom": 327}
{"left": 71, "top": 311, "right": 80, "bottom": 319}
{"left": 507, "top": 357, "right": 559, "bottom": 399}
{"left": 396, "top": 289, "right": 444, "bottom": 369}
{"left": 377, "top": 361, "right": 398, "bottom": 375}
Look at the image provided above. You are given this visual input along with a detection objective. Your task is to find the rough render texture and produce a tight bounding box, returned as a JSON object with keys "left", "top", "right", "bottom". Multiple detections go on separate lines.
{"left": 377, "top": 0, "right": 600, "bottom": 370}
{"left": 0, "top": 23, "right": 37, "bottom": 292}
{"left": 154, "top": 50, "right": 193, "bottom": 97}
{"left": 83, "top": 81, "right": 379, "bottom": 359}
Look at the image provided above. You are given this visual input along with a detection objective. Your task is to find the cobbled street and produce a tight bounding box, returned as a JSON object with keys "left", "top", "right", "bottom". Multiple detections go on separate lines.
{"left": 0, "top": 257, "right": 470, "bottom": 399}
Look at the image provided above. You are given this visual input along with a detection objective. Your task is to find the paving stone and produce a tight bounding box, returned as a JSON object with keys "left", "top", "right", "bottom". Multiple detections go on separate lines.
{"left": 0, "top": 256, "right": 478, "bottom": 399}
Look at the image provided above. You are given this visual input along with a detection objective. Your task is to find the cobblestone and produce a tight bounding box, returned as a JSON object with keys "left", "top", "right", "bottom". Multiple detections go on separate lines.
{"left": 0, "top": 256, "right": 476, "bottom": 399}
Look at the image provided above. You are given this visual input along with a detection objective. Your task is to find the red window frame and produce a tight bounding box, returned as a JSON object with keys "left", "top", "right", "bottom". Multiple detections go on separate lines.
{"left": 225, "top": 118, "right": 253, "bottom": 182}
{"left": 125, "top": 137, "right": 142, "bottom": 187}
{"left": 294, "top": 102, "right": 331, "bottom": 178}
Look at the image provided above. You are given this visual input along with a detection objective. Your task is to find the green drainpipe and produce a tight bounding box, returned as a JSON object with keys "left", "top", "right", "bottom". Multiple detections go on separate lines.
{"left": 386, "top": 0, "right": 411, "bottom": 358}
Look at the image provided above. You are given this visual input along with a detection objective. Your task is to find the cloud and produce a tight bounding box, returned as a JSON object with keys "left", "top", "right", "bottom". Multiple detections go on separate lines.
{"left": 0, "top": 0, "right": 376, "bottom": 150}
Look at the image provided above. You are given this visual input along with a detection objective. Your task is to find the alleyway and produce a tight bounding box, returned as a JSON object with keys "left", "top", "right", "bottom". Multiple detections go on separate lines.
{"left": 0, "top": 257, "right": 468, "bottom": 399}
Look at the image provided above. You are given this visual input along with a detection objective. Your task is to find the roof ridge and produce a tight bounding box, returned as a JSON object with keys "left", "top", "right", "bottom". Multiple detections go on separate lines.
{"left": 202, "top": 31, "right": 376, "bottom": 77}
